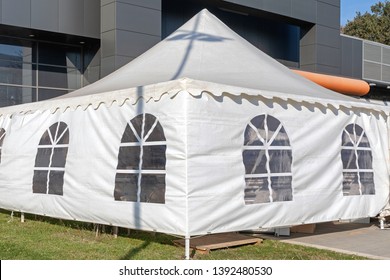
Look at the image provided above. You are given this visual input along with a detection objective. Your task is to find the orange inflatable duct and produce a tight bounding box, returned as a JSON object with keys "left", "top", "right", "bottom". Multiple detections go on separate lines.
{"left": 292, "top": 69, "right": 370, "bottom": 96}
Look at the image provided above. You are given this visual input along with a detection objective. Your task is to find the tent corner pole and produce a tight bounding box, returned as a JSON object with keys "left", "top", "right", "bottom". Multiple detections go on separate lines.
{"left": 185, "top": 236, "right": 190, "bottom": 260}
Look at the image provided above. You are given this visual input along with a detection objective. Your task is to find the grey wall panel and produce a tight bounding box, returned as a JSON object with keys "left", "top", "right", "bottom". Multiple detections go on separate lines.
{"left": 352, "top": 39, "right": 363, "bottom": 78}
{"left": 2, "top": 0, "right": 31, "bottom": 27}
{"left": 101, "top": 30, "right": 116, "bottom": 57}
{"left": 383, "top": 47, "right": 390, "bottom": 65}
{"left": 364, "top": 61, "right": 381, "bottom": 80}
{"left": 341, "top": 35, "right": 363, "bottom": 79}
{"left": 316, "top": 64, "right": 340, "bottom": 75}
{"left": 84, "top": 0, "right": 100, "bottom": 38}
{"left": 101, "top": 0, "right": 115, "bottom": 6}
{"left": 382, "top": 65, "right": 390, "bottom": 83}
{"left": 101, "top": 55, "right": 116, "bottom": 77}
{"left": 317, "top": 2, "right": 339, "bottom": 29}
{"left": 59, "top": 0, "right": 84, "bottom": 36}
{"left": 364, "top": 42, "right": 381, "bottom": 63}
{"left": 291, "top": 0, "right": 316, "bottom": 23}
{"left": 116, "top": 30, "right": 160, "bottom": 57}
{"left": 101, "top": 2, "right": 116, "bottom": 33}
{"left": 300, "top": 44, "right": 316, "bottom": 65}
{"left": 341, "top": 36, "right": 353, "bottom": 77}
{"left": 317, "top": 45, "right": 340, "bottom": 68}
{"left": 116, "top": 0, "right": 161, "bottom": 10}
{"left": 316, "top": 25, "right": 340, "bottom": 48}
{"left": 31, "top": 0, "right": 59, "bottom": 31}
{"left": 116, "top": 2, "right": 161, "bottom": 36}
{"left": 318, "top": 0, "right": 339, "bottom": 7}
{"left": 262, "top": 0, "right": 291, "bottom": 17}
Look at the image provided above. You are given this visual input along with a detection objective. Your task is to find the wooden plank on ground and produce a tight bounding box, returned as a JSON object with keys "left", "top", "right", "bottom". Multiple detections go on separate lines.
{"left": 173, "top": 232, "right": 262, "bottom": 254}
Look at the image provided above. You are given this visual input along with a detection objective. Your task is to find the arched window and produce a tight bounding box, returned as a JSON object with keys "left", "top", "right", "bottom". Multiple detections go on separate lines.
{"left": 243, "top": 114, "right": 293, "bottom": 204}
{"left": 0, "top": 128, "right": 6, "bottom": 163}
{"left": 33, "top": 122, "right": 69, "bottom": 195}
{"left": 115, "top": 113, "right": 166, "bottom": 204}
{"left": 341, "top": 123, "right": 375, "bottom": 196}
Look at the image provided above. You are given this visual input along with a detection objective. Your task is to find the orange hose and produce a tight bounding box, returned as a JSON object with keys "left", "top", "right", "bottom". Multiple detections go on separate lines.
{"left": 292, "top": 69, "right": 370, "bottom": 96}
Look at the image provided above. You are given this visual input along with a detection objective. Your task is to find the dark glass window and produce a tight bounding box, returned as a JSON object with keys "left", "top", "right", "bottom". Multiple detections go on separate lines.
{"left": 341, "top": 123, "right": 375, "bottom": 196}
{"left": 243, "top": 115, "right": 293, "bottom": 204}
{"left": 0, "top": 36, "right": 84, "bottom": 107}
{"left": 114, "top": 114, "right": 166, "bottom": 204}
{"left": 33, "top": 122, "right": 69, "bottom": 195}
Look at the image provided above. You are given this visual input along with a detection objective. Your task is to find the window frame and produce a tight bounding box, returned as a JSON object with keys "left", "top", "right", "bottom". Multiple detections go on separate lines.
{"left": 243, "top": 114, "right": 293, "bottom": 204}
{"left": 115, "top": 113, "right": 167, "bottom": 204}
{"left": 33, "top": 122, "right": 69, "bottom": 195}
{"left": 341, "top": 123, "right": 375, "bottom": 196}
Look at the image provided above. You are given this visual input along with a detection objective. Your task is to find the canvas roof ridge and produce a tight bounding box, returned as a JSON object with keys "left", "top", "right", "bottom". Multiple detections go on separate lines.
{"left": 0, "top": 77, "right": 389, "bottom": 117}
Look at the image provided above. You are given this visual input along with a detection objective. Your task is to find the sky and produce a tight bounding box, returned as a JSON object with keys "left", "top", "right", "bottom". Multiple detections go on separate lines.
{"left": 341, "top": 0, "right": 381, "bottom": 26}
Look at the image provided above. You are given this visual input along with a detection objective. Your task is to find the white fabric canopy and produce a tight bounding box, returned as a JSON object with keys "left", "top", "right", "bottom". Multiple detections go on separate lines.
{"left": 0, "top": 9, "right": 388, "bottom": 239}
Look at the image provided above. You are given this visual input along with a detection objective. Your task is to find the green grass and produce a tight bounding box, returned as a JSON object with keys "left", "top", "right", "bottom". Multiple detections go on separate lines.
{"left": 0, "top": 210, "right": 368, "bottom": 260}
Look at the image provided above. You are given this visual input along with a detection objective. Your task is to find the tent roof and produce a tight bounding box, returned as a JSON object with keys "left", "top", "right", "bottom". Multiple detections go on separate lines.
{"left": 61, "top": 9, "right": 365, "bottom": 103}
{"left": 0, "top": 9, "right": 389, "bottom": 115}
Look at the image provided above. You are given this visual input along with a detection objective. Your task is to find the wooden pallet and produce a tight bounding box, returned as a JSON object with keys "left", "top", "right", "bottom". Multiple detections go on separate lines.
{"left": 173, "top": 232, "right": 262, "bottom": 254}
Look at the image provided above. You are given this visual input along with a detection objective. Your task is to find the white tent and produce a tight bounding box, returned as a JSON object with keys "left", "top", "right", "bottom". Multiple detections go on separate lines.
{"left": 0, "top": 9, "right": 389, "bottom": 256}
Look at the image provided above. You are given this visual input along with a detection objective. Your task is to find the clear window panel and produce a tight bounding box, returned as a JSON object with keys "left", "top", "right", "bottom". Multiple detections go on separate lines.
{"left": 140, "top": 174, "right": 166, "bottom": 204}
{"left": 34, "top": 148, "right": 52, "bottom": 167}
{"left": 269, "top": 150, "right": 292, "bottom": 173}
{"left": 56, "top": 123, "right": 69, "bottom": 144}
{"left": 114, "top": 173, "right": 138, "bottom": 201}
{"left": 360, "top": 172, "right": 375, "bottom": 195}
{"left": 342, "top": 172, "right": 360, "bottom": 196}
{"left": 244, "top": 177, "right": 270, "bottom": 204}
{"left": 244, "top": 125, "right": 263, "bottom": 146}
{"left": 51, "top": 148, "right": 68, "bottom": 168}
{"left": 357, "top": 150, "right": 373, "bottom": 169}
{"left": 48, "top": 171, "right": 65, "bottom": 195}
{"left": 341, "top": 149, "right": 357, "bottom": 169}
{"left": 271, "top": 126, "right": 290, "bottom": 146}
{"left": 341, "top": 131, "right": 354, "bottom": 146}
{"left": 121, "top": 124, "right": 139, "bottom": 143}
{"left": 271, "top": 176, "right": 293, "bottom": 202}
{"left": 243, "top": 150, "right": 267, "bottom": 174}
{"left": 146, "top": 121, "right": 166, "bottom": 142}
{"left": 39, "top": 130, "right": 52, "bottom": 145}
{"left": 33, "top": 170, "right": 48, "bottom": 194}
{"left": 130, "top": 115, "right": 143, "bottom": 139}
{"left": 141, "top": 145, "right": 167, "bottom": 170}
{"left": 117, "top": 146, "right": 141, "bottom": 170}
{"left": 358, "top": 133, "right": 370, "bottom": 147}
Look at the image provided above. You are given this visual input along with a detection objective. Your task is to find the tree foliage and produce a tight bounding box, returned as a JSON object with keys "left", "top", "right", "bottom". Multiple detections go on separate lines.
{"left": 342, "top": 1, "right": 390, "bottom": 45}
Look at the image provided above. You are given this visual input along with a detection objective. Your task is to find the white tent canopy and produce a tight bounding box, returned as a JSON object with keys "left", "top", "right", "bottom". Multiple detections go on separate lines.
{"left": 0, "top": 10, "right": 389, "bottom": 251}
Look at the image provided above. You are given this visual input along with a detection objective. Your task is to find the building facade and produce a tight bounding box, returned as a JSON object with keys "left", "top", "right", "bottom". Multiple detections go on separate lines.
{"left": 0, "top": 0, "right": 388, "bottom": 107}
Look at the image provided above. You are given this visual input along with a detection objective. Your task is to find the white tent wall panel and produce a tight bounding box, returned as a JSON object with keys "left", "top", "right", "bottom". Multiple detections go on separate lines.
{"left": 185, "top": 93, "right": 389, "bottom": 235}
{"left": 0, "top": 93, "right": 188, "bottom": 235}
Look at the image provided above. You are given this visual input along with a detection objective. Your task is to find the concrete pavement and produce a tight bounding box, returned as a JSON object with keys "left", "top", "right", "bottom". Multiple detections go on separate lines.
{"left": 255, "top": 220, "right": 390, "bottom": 260}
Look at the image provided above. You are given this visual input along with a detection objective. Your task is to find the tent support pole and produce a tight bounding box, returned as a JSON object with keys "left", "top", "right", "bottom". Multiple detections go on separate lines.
{"left": 185, "top": 236, "right": 190, "bottom": 260}
{"left": 113, "top": 226, "right": 118, "bottom": 238}
{"left": 20, "top": 212, "right": 25, "bottom": 223}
